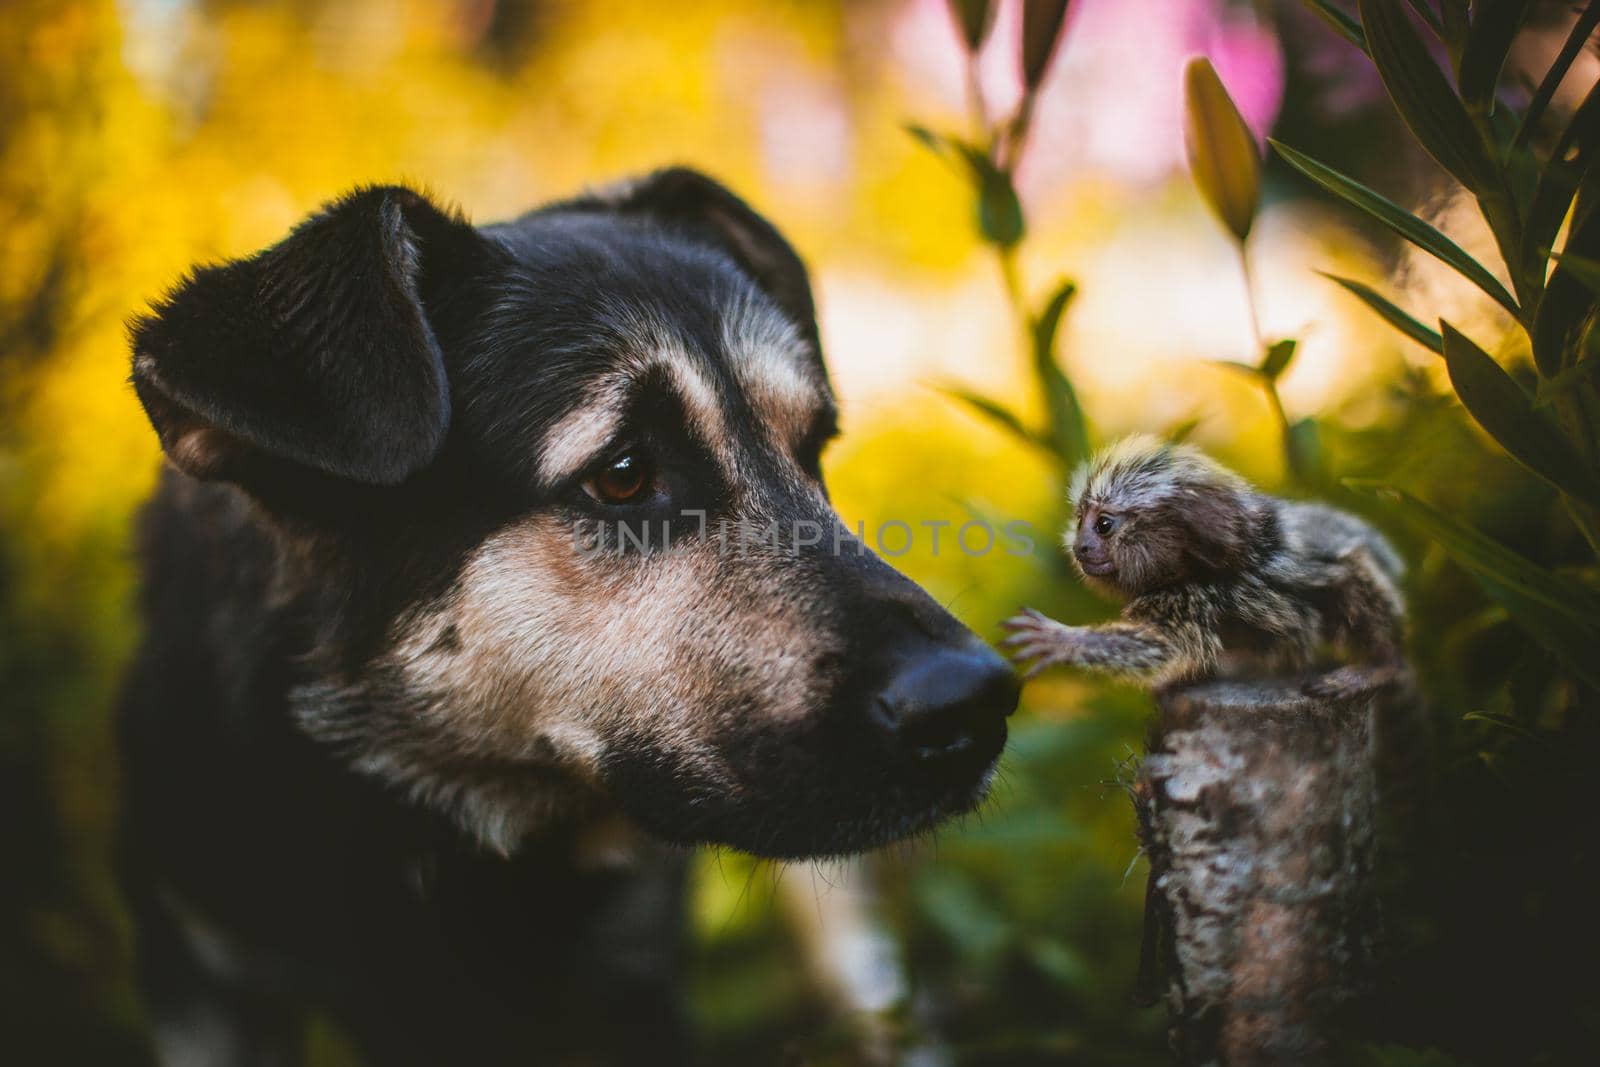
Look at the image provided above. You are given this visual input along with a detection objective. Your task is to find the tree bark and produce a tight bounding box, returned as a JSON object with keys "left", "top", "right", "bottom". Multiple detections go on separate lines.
{"left": 1134, "top": 669, "right": 1417, "bottom": 1066}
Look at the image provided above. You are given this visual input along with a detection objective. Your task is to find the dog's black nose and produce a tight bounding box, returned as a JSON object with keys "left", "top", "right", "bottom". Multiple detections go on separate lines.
{"left": 872, "top": 646, "right": 1019, "bottom": 770}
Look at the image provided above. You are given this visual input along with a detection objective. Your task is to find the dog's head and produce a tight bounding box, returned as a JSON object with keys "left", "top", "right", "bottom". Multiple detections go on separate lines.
{"left": 129, "top": 171, "right": 1018, "bottom": 858}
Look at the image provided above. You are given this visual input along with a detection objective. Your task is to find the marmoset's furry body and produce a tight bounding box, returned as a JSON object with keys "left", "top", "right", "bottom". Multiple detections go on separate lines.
{"left": 1004, "top": 436, "right": 1405, "bottom": 690}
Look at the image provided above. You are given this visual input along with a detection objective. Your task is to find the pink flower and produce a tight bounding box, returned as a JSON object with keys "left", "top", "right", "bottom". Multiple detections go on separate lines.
{"left": 893, "top": 0, "right": 1285, "bottom": 194}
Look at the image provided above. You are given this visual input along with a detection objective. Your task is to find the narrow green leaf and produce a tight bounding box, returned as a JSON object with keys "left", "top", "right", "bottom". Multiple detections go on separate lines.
{"left": 914, "top": 872, "right": 1010, "bottom": 959}
{"left": 905, "top": 123, "right": 952, "bottom": 159}
{"left": 1438, "top": 0, "right": 1470, "bottom": 50}
{"left": 1271, "top": 140, "right": 1520, "bottom": 316}
{"left": 1476, "top": 574, "right": 1600, "bottom": 690}
{"left": 1534, "top": 201, "right": 1600, "bottom": 376}
{"left": 1165, "top": 416, "right": 1203, "bottom": 444}
{"left": 1035, "top": 358, "right": 1087, "bottom": 466}
{"left": 1286, "top": 416, "right": 1323, "bottom": 485}
{"left": 946, "top": 0, "right": 995, "bottom": 52}
{"left": 1549, "top": 251, "right": 1600, "bottom": 298}
{"left": 936, "top": 384, "right": 1051, "bottom": 453}
{"left": 970, "top": 153, "right": 1026, "bottom": 247}
{"left": 1359, "top": 0, "right": 1501, "bottom": 193}
{"left": 1346, "top": 482, "right": 1600, "bottom": 686}
{"left": 902, "top": 126, "right": 1026, "bottom": 247}
{"left": 1404, "top": 0, "right": 1444, "bottom": 36}
{"left": 1184, "top": 56, "right": 1261, "bottom": 243}
{"left": 1441, "top": 322, "right": 1600, "bottom": 508}
{"left": 1260, "top": 338, "right": 1297, "bottom": 380}
{"left": 1210, "top": 359, "right": 1262, "bottom": 379}
{"left": 1345, "top": 481, "right": 1600, "bottom": 623}
{"left": 1025, "top": 938, "right": 1094, "bottom": 993}
{"left": 1533, "top": 357, "right": 1600, "bottom": 409}
{"left": 951, "top": 496, "right": 1012, "bottom": 545}
{"left": 1463, "top": 711, "right": 1539, "bottom": 741}
{"left": 1020, "top": 0, "right": 1073, "bottom": 90}
{"left": 1299, "top": 0, "right": 1368, "bottom": 53}
{"left": 1320, "top": 272, "right": 1444, "bottom": 353}
{"left": 1459, "top": 0, "right": 1532, "bottom": 110}
{"left": 1033, "top": 277, "right": 1078, "bottom": 355}
{"left": 1521, "top": 77, "right": 1600, "bottom": 290}
{"left": 1492, "top": 108, "right": 1541, "bottom": 223}
{"left": 1514, "top": 1, "right": 1600, "bottom": 148}
{"left": 1031, "top": 279, "right": 1089, "bottom": 464}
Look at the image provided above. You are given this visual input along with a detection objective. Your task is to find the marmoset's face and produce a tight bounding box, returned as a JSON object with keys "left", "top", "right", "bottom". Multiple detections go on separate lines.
{"left": 1068, "top": 493, "right": 1197, "bottom": 597}
{"left": 1071, "top": 506, "right": 1122, "bottom": 578}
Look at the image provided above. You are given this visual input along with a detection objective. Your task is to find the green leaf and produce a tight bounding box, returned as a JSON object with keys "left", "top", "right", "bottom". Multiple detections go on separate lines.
{"left": 1286, "top": 416, "right": 1323, "bottom": 485}
{"left": 914, "top": 871, "right": 1010, "bottom": 960}
{"left": 1534, "top": 200, "right": 1600, "bottom": 375}
{"left": 1459, "top": 0, "right": 1532, "bottom": 111}
{"left": 1184, "top": 56, "right": 1261, "bottom": 243}
{"left": 1437, "top": 0, "right": 1469, "bottom": 47}
{"left": 1491, "top": 108, "right": 1541, "bottom": 227}
{"left": 1033, "top": 277, "right": 1077, "bottom": 354}
{"left": 1271, "top": 140, "right": 1519, "bottom": 316}
{"left": 1346, "top": 481, "right": 1600, "bottom": 623}
{"left": 1441, "top": 322, "right": 1600, "bottom": 508}
{"left": 1549, "top": 251, "right": 1600, "bottom": 298}
{"left": 1299, "top": 0, "right": 1368, "bottom": 54}
{"left": 1346, "top": 481, "right": 1600, "bottom": 687}
{"left": 1320, "top": 272, "right": 1444, "bottom": 353}
{"left": 1025, "top": 938, "right": 1094, "bottom": 993}
{"left": 1259, "top": 338, "right": 1297, "bottom": 380}
{"left": 936, "top": 384, "right": 1049, "bottom": 452}
{"left": 905, "top": 122, "right": 954, "bottom": 159}
{"left": 1209, "top": 359, "right": 1262, "bottom": 379}
{"left": 902, "top": 126, "right": 1026, "bottom": 247}
{"left": 946, "top": 0, "right": 995, "bottom": 52}
{"left": 1402, "top": 0, "right": 1443, "bottom": 35}
{"left": 1521, "top": 78, "right": 1600, "bottom": 295}
{"left": 1020, "top": 0, "right": 1073, "bottom": 90}
{"left": 1513, "top": 1, "right": 1600, "bottom": 148}
{"left": 951, "top": 495, "right": 1007, "bottom": 537}
{"left": 1358, "top": 0, "right": 1501, "bottom": 194}
{"left": 967, "top": 147, "right": 1026, "bottom": 247}
{"left": 1031, "top": 279, "right": 1090, "bottom": 465}
{"left": 1165, "top": 416, "right": 1202, "bottom": 444}
{"left": 1463, "top": 711, "right": 1539, "bottom": 741}
{"left": 1533, "top": 357, "right": 1600, "bottom": 410}
{"left": 902, "top": 123, "right": 934, "bottom": 153}
{"left": 1476, "top": 574, "right": 1600, "bottom": 690}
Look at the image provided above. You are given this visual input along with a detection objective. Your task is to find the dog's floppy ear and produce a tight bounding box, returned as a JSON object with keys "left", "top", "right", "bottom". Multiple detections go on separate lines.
{"left": 131, "top": 185, "right": 476, "bottom": 488}
{"left": 574, "top": 167, "right": 819, "bottom": 349}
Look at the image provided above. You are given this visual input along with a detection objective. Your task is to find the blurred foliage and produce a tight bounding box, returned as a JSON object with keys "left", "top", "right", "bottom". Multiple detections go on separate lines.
{"left": 2, "top": 0, "right": 1599, "bottom": 1065}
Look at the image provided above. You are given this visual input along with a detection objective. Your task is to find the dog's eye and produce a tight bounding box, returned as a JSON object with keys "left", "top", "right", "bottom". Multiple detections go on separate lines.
{"left": 797, "top": 410, "right": 839, "bottom": 483}
{"left": 1094, "top": 514, "right": 1120, "bottom": 537}
{"left": 584, "top": 451, "right": 651, "bottom": 505}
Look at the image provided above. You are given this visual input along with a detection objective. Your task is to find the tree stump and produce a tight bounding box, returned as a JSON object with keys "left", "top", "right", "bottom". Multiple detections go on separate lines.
{"left": 1134, "top": 669, "right": 1417, "bottom": 1065}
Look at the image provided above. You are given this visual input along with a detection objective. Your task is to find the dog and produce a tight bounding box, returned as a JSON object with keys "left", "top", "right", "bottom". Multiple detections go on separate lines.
{"left": 118, "top": 169, "right": 1020, "bottom": 1065}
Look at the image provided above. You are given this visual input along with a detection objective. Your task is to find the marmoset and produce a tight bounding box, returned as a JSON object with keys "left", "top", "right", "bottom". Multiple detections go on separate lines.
{"left": 1002, "top": 436, "right": 1405, "bottom": 692}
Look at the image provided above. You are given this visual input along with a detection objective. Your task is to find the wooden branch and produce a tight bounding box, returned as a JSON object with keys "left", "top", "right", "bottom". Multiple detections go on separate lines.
{"left": 1134, "top": 668, "right": 1419, "bottom": 1066}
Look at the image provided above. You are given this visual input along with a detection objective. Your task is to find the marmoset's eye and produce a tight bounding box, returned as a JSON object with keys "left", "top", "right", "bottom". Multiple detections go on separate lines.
{"left": 583, "top": 450, "right": 651, "bottom": 505}
{"left": 1094, "top": 514, "right": 1119, "bottom": 537}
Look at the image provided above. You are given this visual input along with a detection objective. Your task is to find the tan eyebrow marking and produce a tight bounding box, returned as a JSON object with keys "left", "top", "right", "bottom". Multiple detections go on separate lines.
{"left": 721, "top": 294, "right": 826, "bottom": 449}
{"left": 534, "top": 345, "right": 727, "bottom": 487}
{"left": 536, "top": 393, "right": 629, "bottom": 485}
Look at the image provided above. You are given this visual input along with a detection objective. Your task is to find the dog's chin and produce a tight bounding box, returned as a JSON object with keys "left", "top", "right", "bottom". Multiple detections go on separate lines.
{"left": 601, "top": 734, "right": 1006, "bottom": 860}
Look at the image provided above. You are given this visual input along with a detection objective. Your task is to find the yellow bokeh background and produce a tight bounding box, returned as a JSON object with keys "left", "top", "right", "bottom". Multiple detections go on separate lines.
{"left": 5, "top": 0, "right": 1414, "bottom": 615}
{"left": 0, "top": 1, "right": 1459, "bottom": 1061}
